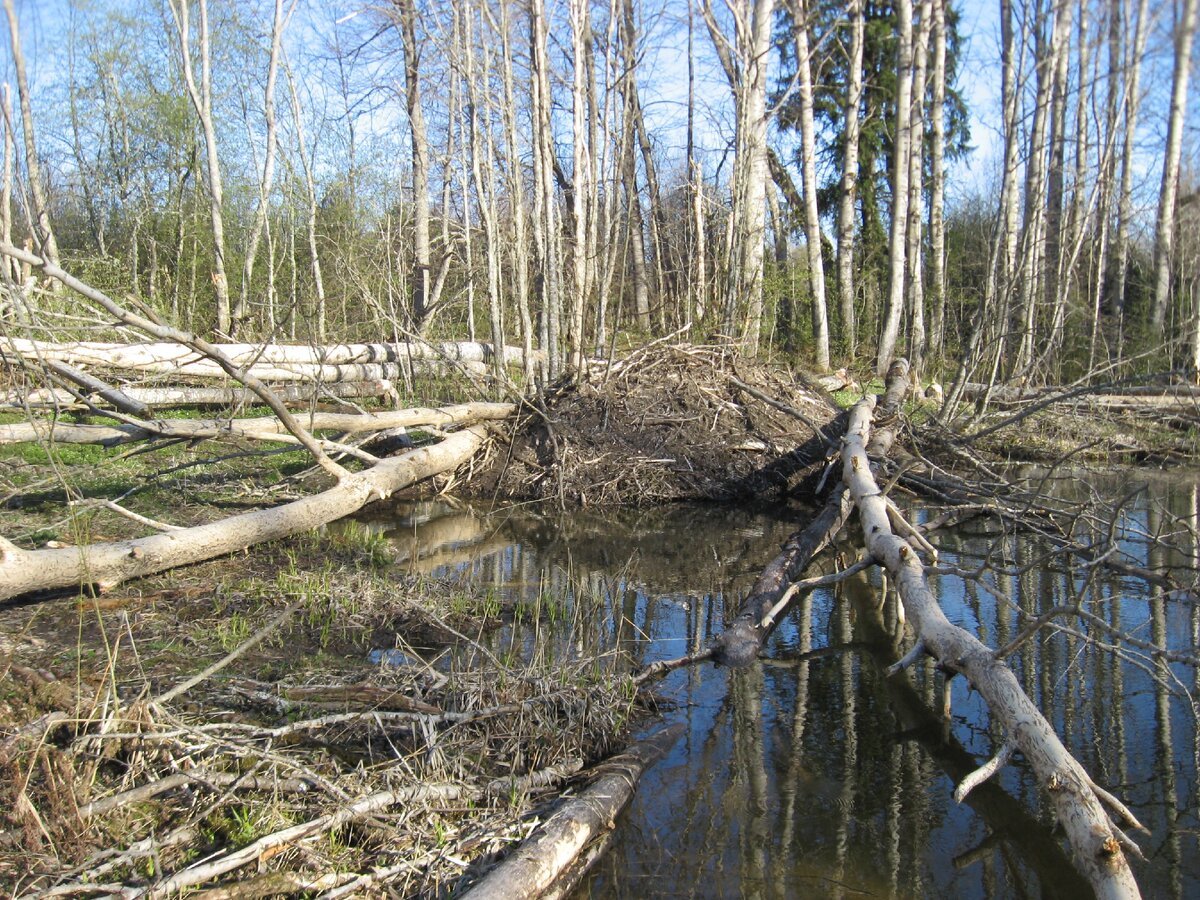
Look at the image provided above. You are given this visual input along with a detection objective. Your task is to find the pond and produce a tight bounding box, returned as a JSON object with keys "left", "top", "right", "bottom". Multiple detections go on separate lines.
{"left": 358, "top": 471, "right": 1199, "bottom": 899}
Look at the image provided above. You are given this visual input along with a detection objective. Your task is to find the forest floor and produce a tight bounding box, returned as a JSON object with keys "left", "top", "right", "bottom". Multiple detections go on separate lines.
{"left": 0, "top": 347, "right": 1195, "bottom": 897}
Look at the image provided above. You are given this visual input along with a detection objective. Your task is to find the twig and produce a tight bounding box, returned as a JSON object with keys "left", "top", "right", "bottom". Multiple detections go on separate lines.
{"left": 153, "top": 600, "right": 300, "bottom": 705}
{"left": 953, "top": 741, "right": 1017, "bottom": 803}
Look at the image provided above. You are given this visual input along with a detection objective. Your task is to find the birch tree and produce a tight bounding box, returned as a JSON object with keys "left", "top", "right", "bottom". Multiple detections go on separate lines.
{"left": 1149, "top": 0, "right": 1199, "bottom": 332}
{"left": 789, "top": 0, "right": 830, "bottom": 371}
{"left": 837, "top": 0, "right": 865, "bottom": 355}
{"left": 2, "top": 0, "right": 60, "bottom": 271}
{"left": 166, "top": 0, "right": 231, "bottom": 336}
{"left": 876, "top": 0, "right": 914, "bottom": 375}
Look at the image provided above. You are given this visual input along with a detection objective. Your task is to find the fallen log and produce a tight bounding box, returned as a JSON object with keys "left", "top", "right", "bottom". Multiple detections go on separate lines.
{"left": 5, "top": 338, "right": 539, "bottom": 376}
{"left": 843, "top": 365, "right": 1142, "bottom": 899}
{"left": 0, "top": 381, "right": 397, "bottom": 410}
{"left": 710, "top": 486, "right": 852, "bottom": 667}
{"left": 460, "top": 723, "right": 684, "bottom": 900}
{"left": 0, "top": 423, "right": 503, "bottom": 602}
{"left": 0, "top": 402, "right": 515, "bottom": 446}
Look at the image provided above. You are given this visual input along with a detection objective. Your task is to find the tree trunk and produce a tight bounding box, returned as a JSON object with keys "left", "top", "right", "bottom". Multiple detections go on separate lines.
{"left": 235, "top": 0, "right": 287, "bottom": 336}
{"left": 876, "top": 0, "right": 913, "bottom": 375}
{"left": 167, "top": 0, "right": 231, "bottom": 337}
{"left": 928, "top": 0, "right": 947, "bottom": 362}
{"left": 1149, "top": 0, "right": 1199, "bottom": 331}
{"left": 395, "top": 0, "right": 433, "bottom": 332}
{"left": 2, "top": 0, "right": 61, "bottom": 270}
{"left": 837, "top": 0, "right": 865, "bottom": 355}
{"left": 844, "top": 362, "right": 1142, "bottom": 899}
{"left": 791, "top": 0, "right": 830, "bottom": 370}
{"left": 460, "top": 724, "right": 684, "bottom": 900}
{"left": 1111, "top": 0, "right": 1150, "bottom": 323}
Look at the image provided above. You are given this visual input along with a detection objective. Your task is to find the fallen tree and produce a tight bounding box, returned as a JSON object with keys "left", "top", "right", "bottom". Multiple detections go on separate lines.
{"left": 1, "top": 380, "right": 397, "bottom": 410}
{"left": 0, "top": 402, "right": 515, "bottom": 446}
{"left": 0, "top": 421, "right": 508, "bottom": 601}
{"left": 843, "top": 362, "right": 1143, "bottom": 899}
{"left": 461, "top": 723, "right": 684, "bottom": 900}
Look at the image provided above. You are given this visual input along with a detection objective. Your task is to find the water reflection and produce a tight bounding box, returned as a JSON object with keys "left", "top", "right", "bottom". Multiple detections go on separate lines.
{"left": 358, "top": 473, "right": 1198, "bottom": 898}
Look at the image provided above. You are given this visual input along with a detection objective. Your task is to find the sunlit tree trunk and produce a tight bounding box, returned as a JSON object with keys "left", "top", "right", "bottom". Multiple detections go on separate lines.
{"left": 1149, "top": 0, "right": 1198, "bottom": 332}
{"left": 395, "top": 0, "right": 433, "bottom": 332}
{"left": 166, "top": 0, "right": 230, "bottom": 336}
{"left": 791, "top": 0, "right": 830, "bottom": 370}
{"left": 530, "top": 0, "right": 562, "bottom": 375}
{"left": 927, "top": 0, "right": 947, "bottom": 363}
{"left": 906, "top": 0, "right": 932, "bottom": 374}
{"left": 284, "top": 63, "right": 327, "bottom": 343}
{"left": 0, "top": 84, "right": 15, "bottom": 284}
{"left": 702, "top": 0, "right": 775, "bottom": 355}
{"left": 837, "top": 0, "right": 865, "bottom": 355}
{"left": 876, "top": 0, "right": 913, "bottom": 374}
{"left": 1111, "top": 0, "right": 1150, "bottom": 326}
{"left": 567, "top": 0, "right": 594, "bottom": 372}
{"left": 235, "top": 0, "right": 288, "bottom": 337}
{"left": 3, "top": 0, "right": 60, "bottom": 272}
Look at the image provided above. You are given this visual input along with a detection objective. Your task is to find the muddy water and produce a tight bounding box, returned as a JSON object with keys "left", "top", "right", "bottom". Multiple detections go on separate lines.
{"left": 359, "top": 472, "right": 1199, "bottom": 899}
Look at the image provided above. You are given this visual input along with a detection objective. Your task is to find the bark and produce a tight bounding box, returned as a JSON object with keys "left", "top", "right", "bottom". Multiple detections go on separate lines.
{"left": 394, "top": 0, "right": 433, "bottom": 331}
{"left": 905, "top": 0, "right": 932, "bottom": 374}
{"left": 0, "top": 424, "right": 500, "bottom": 602}
{"left": 837, "top": 0, "right": 865, "bottom": 354}
{"left": 2, "top": 0, "right": 60, "bottom": 269}
{"left": 283, "top": 62, "right": 328, "bottom": 342}
{"left": 843, "top": 361, "right": 1142, "bottom": 899}
{"left": 39, "top": 360, "right": 153, "bottom": 419}
{"left": 530, "top": 0, "right": 562, "bottom": 375}
{"left": 876, "top": 0, "right": 913, "bottom": 375}
{"left": 460, "top": 723, "right": 685, "bottom": 900}
{"left": 167, "top": 0, "right": 231, "bottom": 337}
{"left": 1111, "top": 0, "right": 1150, "bottom": 320}
{"left": 568, "top": 0, "right": 594, "bottom": 372}
{"left": 0, "top": 84, "right": 12, "bottom": 284}
{"left": 1149, "top": 0, "right": 1199, "bottom": 331}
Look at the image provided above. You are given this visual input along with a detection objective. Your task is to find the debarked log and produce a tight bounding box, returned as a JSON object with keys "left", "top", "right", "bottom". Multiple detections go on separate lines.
{"left": 2, "top": 381, "right": 395, "bottom": 410}
{"left": 460, "top": 723, "right": 684, "bottom": 900}
{"left": 0, "top": 402, "right": 516, "bottom": 446}
{"left": 0, "top": 424, "right": 501, "bottom": 602}
{"left": 4, "top": 338, "right": 540, "bottom": 376}
{"left": 843, "top": 378, "right": 1141, "bottom": 898}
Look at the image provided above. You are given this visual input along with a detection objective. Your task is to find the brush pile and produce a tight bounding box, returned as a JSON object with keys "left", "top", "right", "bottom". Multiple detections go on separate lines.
{"left": 482, "top": 343, "right": 842, "bottom": 505}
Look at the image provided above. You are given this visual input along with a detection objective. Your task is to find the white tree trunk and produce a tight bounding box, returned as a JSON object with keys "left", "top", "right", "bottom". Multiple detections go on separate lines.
{"left": 876, "top": 0, "right": 913, "bottom": 375}
{"left": 1149, "top": 0, "right": 1199, "bottom": 331}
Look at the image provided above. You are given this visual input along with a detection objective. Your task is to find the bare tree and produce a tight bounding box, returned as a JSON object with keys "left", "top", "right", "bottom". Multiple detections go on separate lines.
{"left": 927, "top": 0, "right": 947, "bottom": 361}
{"left": 235, "top": 0, "right": 291, "bottom": 336}
{"left": 789, "top": 0, "right": 830, "bottom": 370}
{"left": 836, "top": 0, "right": 865, "bottom": 355}
{"left": 1149, "top": 0, "right": 1198, "bottom": 332}
{"left": 2, "top": 0, "right": 60, "bottom": 270}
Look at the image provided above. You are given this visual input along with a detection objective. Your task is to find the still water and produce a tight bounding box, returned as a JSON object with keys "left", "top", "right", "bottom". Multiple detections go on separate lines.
{"left": 358, "top": 471, "right": 1199, "bottom": 899}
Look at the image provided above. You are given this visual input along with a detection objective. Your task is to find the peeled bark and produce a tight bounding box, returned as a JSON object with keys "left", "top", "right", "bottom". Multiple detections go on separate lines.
{"left": 843, "top": 361, "right": 1141, "bottom": 899}
{"left": 0, "top": 424, "right": 501, "bottom": 602}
